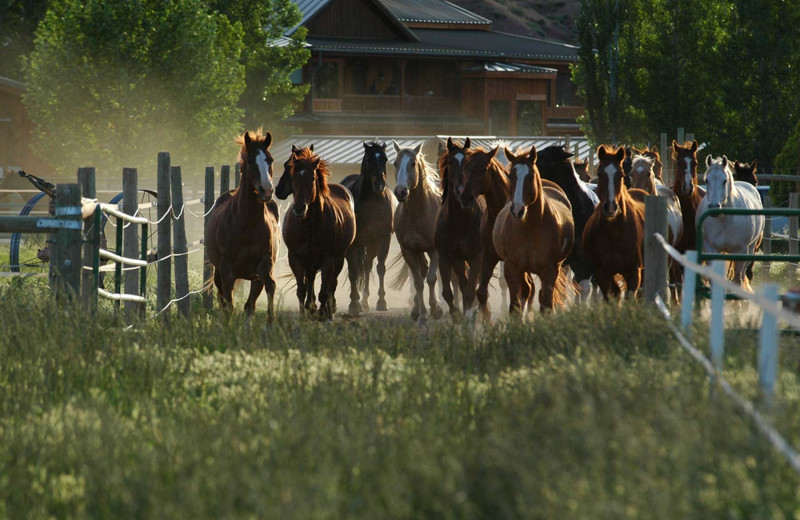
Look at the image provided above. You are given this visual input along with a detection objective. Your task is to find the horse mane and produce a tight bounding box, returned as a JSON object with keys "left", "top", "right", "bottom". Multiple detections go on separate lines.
{"left": 417, "top": 150, "right": 442, "bottom": 197}
{"left": 437, "top": 152, "right": 449, "bottom": 202}
{"left": 235, "top": 128, "right": 271, "bottom": 167}
{"left": 631, "top": 153, "right": 655, "bottom": 172}
{"left": 294, "top": 147, "right": 331, "bottom": 198}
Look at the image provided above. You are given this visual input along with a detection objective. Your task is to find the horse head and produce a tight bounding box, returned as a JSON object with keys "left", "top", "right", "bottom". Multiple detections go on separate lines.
{"left": 629, "top": 153, "right": 656, "bottom": 193}
{"left": 505, "top": 145, "right": 542, "bottom": 220}
{"left": 672, "top": 140, "right": 699, "bottom": 197}
{"left": 643, "top": 146, "right": 663, "bottom": 182}
{"left": 536, "top": 145, "right": 575, "bottom": 188}
{"left": 290, "top": 150, "right": 329, "bottom": 219}
{"left": 239, "top": 130, "right": 274, "bottom": 202}
{"left": 704, "top": 155, "right": 733, "bottom": 215}
{"left": 445, "top": 136, "right": 472, "bottom": 200}
{"left": 573, "top": 158, "right": 590, "bottom": 182}
{"left": 362, "top": 141, "right": 388, "bottom": 195}
{"left": 459, "top": 145, "right": 499, "bottom": 209}
{"left": 734, "top": 159, "right": 758, "bottom": 186}
{"left": 276, "top": 143, "right": 313, "bottom": 200}
{"left": 392, "top": 141, "right": 423, "bottom": 202}
{"left": 596, "top": 145, "right": 627, "bottom": 219}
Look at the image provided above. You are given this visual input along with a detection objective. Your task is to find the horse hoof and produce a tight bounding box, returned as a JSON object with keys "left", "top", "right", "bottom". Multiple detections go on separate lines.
{"left": 410, "top": 308, "right": 420, "bottom": 321}
{"left": 376, "top": 300, "right": 388, "bottom": 312}
{"left": 348, "top": 303, "right": 361, "bottom": 316}
{"left": 430, "top": 305, "right": 444, "bottom": 320}
{"left": 450, "top": 310, "right": 462, "bottom": 324}
{"left": 417, "top": 314, "right": 428, "bottom": 326}
{"left": 361, "top": 302, "right": 370, "bottom": 312}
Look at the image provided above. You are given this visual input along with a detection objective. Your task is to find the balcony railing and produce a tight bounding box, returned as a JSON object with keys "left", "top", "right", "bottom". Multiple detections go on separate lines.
{"left": 545, "top": 105, "right": 585, "bottom": 120}
{"left": 311, "top": 94, "right": 460, "bottom": 114}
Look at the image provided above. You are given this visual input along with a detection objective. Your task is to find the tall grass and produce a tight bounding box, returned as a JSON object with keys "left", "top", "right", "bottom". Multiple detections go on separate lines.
{"left": 1, "top": 280, "right": 800, "bottom": 518}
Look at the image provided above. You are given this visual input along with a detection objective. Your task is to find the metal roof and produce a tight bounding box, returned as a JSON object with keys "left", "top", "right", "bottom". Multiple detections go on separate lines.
{"left": 272, "top": 135, "right": 592, "bottom": 166}
{"left": 287, "top": 0, "right": 419, "bottom": 41}
{"left": 0, "top": 76, "right": 25, "bottom": 92}
{"left": 303, "top": 29, "right": 577, "bottom": 61}
{"left": 379, "top": 0, "right": 490, "bottom": 25}
{"left": 466, "top": 62, "right": 557, "bottom": 74}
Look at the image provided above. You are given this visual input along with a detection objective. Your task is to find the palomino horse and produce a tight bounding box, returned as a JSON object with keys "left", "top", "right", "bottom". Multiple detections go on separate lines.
{"left": 205, "top": 130, "right": 280, "bottom": 320}
{"left": 734, "top": 159, "right": 759, "bottom": 186}
{"left": 536, "top": 144, "right": 599, "bottom": 301}
{"left": 391, "top": 141, "right": 444, "bottom": 322}
{"left": 493, "top": 146, "right": 575, "bottom": 314}
{"left": 435, "top": 137, "right": 485, "bottom": 320}
{"left": 282, "top": 148, "right": 357, "bottom": 319}
{"left": 583, "top": 145, "right": 648, "bottom": 300}
{"left": 341, "top": 142, "right": 395, "bottom": 315}
{"left": 629, "top": 152, "right": 684, "bottom": 301}
{"left": 642, "top": 146, "right": 664, "bottom": 183}
{"left": 697, "top": 155, "right": 764, "bottom": 292}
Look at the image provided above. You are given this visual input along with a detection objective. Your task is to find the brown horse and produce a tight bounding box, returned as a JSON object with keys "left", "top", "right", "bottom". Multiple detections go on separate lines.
{"left": 583, "top": 145, "right": 648, "bottom": 301}
{"left": 734, "top": 159, "right": 759, "bottom": 186}
{"left": 435, "top": 137, "right": 485, "bottom": 320}
{"left": 672, "top": 140, "right": 706, "bottom": 257}
{"left": 391, "top": 141, "right": 444, "bottom": 322}
{"left": 340, "top": 142, "right": 395, "bottom": 315}
{"left": 459, "top": 145, "right": 533, "bottom": 320}
{"left": 492, "top": 146, "right": 575, "bottom": 315}
{"left": 282, "top": 148, "right": 357, "bottom": 320}
{"left": 573, "top": 158, "right": 591, "bottom": 182}
{"left": 205, "top": 130, "right": 280, "bottom": 320}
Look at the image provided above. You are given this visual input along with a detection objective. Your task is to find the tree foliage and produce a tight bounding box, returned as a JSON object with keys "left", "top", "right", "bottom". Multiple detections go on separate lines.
{"left": 572, "top": 0, "right": 800, "bottom": 173}
{"left": 0, "top": 0, "right": 48, "bottom": 78}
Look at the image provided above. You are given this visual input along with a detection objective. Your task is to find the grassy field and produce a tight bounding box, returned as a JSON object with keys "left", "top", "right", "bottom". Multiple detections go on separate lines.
{"left": 2, "top": 279, "right": 800, "bottom": 518}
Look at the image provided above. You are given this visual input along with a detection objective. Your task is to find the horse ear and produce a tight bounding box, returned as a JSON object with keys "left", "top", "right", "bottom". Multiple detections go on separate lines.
{"left": 488, "top": 146, "right": 499, "bottom": 159}
{"left": 291, "top": 144, "right": 298, "bottom": 154}
{"left": 651, "top": 145, "right": 659, "bottom": 154}
{"left": 691, "top": 140, "right": 698, "bottom": 153}
{"left": 392, "top": 140, "right": 400, "bottom": 153}
{"left": 721, "top": 155, "right": 728, "bottom": 168}
{"left": 381, "top": 142, "right": 387, "bottom": 150}
{"left": 597, "top": 145, "right": 607, "bottom": 161}
{"left": 310, "top": 143, "right": 314, "bottom": 152}
{"left": 244, "top": 132, "right": 252, "bottom": 146}
{"left": 706, "top": 155, "right": 713, "bottom": 167}
{"left": 734, "top": 160, "right": 741, "bottom": 169}
{"left": 264, "top": 131, "right": 272, "bottom": 149}
{"left": 752, "top": 159, "right": 758, "bottom": 170}
{"left": 672, "top": 140, "right": 679, "bottom": 152}
{"left": 504, "top": 147, "right": 516, "bottom": 162}
{"left": 614, "top": 147, "right": 625, "bottom": 163}
{"left": 447, "top": 137, "right": 455, "bottom": 152}
{"left": 464, "top": 137, "right": 471, "bottom": 149}
{"left": 528, "top": 145, "right": 537, "bottom": 162}
{"left": 414, "top": 142, "right": 422, "bottom": 155}
{"left": 561, "top": 148, "right": 574, "bottom": 160}
{"left": 363, "top": 141, "right": 369, "bottom": 150}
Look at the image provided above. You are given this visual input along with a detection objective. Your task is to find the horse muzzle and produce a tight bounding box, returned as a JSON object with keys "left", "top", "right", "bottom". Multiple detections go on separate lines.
{"left": 511, "top": 203, "right": 526, "bottom": 220}
{"left": 708, "top": 203, "right": 721, "bottom": 217}
{"left": 459, "top": 193, "right": 475, "bottom": 209}
{"left": 259, "top": 187, "right": 274, "bottom": 202}
{"left": 394, "top": 187, "right": 409, "bottom": 202}
{"left": 602, "top": 202, "right": 619, "bottom": 219}
{"left": 293, "top": 204, "right": 308, "bottom": 219}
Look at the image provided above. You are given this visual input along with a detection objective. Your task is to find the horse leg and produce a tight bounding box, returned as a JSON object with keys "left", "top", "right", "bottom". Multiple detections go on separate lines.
{"left": 522, "top": 273, "right": 536, "bottom": 317}
{"left": 288, "top": 253, "right": 306, "bottom": 315}
{"left": 214, "top": 269, "right": 225, "bottom": 308}
{"left": 375, "top": 238, "right": 390, "bottom": 312}
{"left": 346, "top": 249, "right": 362, "bottom": 316}
{"left": 538, "top": 265, "right": 558, "bottom": 313}
{"left": 244, "top": 280, "right": 264, "bottom": 316}
{"left": 305, "top": 269, "right": 318, "bottom": 312}
{"left": 499, "top": 262, "right": 509, "bottom": 310}
{"left": 623, "top": 267, "right": 642, "bottom": 301}
{"left": 403, "top": 249, "right": 425, "bottom": 321}
{"left": 361, "top": 249, "right": 376, "bottom": 312}
{"left": 439, "top": 255, "right": 460, "bottom": 320}
{"left": 264, "top": 274, "right": 276, "bottom": 323}
{"left": 318, "top": 258, "right": 336, "bottom": 320}
{"left": 218, "top": 264, "right": 236, "bottom": 311}
{"left": 476, "top": 249, "right": 500, "bottom": 322}
{"left": 427, "top": 250, "right": 443, "bottom": 320}
{"left": 503, "top": 262, "right": 524, "bottom": 316}
{"left": 596, "top": 274, "right": 614, "bottom": 302}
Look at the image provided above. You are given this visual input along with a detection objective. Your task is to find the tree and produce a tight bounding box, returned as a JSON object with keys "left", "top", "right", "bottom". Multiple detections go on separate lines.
{"left": 0, "top": 0, "right": 48, "bottom": 78}
{"left": 23, "top": 0, "right": 246, "bottom": 176}
{"left": 209, "top": 0, "right": 311, "bottom": 134}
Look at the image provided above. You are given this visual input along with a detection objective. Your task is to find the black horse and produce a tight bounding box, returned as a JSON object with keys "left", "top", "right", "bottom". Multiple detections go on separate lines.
{"left": 536, "top": 145, "right": 599, "bottom": 301}
{"left": 340, "top": 142, "right": 395, "bottom": 315}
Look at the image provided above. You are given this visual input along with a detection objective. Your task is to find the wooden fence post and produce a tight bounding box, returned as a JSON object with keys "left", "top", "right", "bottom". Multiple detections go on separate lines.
{"left": 53, "top": 183, "right": 82, "bottom": 300}
{"left": 677, "top": 127, "right": 685, "bottom": 145}
{"left": 680, "top": 250, "right": 698, "bottom": 332}
{"left": 660, "top": 132, "right": 669, "bottom": 187}
{"left": 204, "top": 166, "right": 215, "bottom": 310}
{"left": 763, "top": 195, "right": 772, "bottom": 258}
{"left": 157, "top": 152, "right": 172, "bottom": 318}
{"left": 220, "top": 164, "right": 231, "bottom": 195}
{"left": 710, "top": 260, "right": 727, "bottom": 373}
{"left": 759, "top": 283, "right": 780, "bottom": 407}
{"left": 644, "top": 196, "right": 668, "bottom": 302}
{"left": 790, "top": 193, "right": 799, "bottom": 281}
{"left": 123, "top": 168, "right": 141, "bottom": 318}
{"left": 78, "top": 167, "right": 96, "bottom": 307}
{"left": 170, "top": 165, "right": 190, "bottom": 318}
{"left": 234, "top": 163, "right": 241, "bottom": 189}
{"left": 686, "top": 132, "right": 694, "bottom": 143}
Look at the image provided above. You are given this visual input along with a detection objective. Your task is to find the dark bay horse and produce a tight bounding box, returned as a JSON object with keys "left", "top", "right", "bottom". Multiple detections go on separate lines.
{"left": 275, "top": 143, "right": 313, "bottom": 200}
{"left": 340, "top": 142, "right": 395, "bottom": 315}
{"left": 435, "top": 137, "right": 485, "bottom": 320}
{"left": 391, "top": 141, "right": 444, "bottom": 322}
{"left": 536, "top": 144, "right": 599, "bottom": 301}
{"left": 493, "top": 146, "right": 575, "bottom": 315}
{"left": 282, "top": 148, "right": 357, "bottom": 319}
{"left": 672, "top": 140, "right": 706, "bottom": 258}
{"left": 734, "top": 159, "right": 759, "bottom": 186}
{"left": 583, "top": 145, "right": 648, "bottom": 301}
{"left": 205, "top": 130, "right": 280, "bottom": 320}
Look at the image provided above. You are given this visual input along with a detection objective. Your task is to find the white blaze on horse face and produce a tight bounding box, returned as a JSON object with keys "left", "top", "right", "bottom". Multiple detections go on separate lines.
{"left": 512, "top": 164, "right": 530, "bottom": 214}
{"left": 256, "top": 150, "right": 273, "bottom": 192}
{"left": 605, "top": 163, "right": 617, "bottom": 212}
{"left": 706, "top": 164, "right": 728, "bottom": 207}
{"left": 454, "top": 152, "right": 464, "bottom": 168}
{"left": 396, "top": 154, "right": 411, "bottom": 189}
{"left": 684, "top": 157, "right": 693, "bottom": 193}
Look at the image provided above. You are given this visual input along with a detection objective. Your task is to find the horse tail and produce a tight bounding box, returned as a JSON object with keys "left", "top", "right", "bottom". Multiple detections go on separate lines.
{"left": 202, "top": 260, "right": 215, "bottom": 295}
{"left": 346, "top": 247, "right": 367, "bottom": 291}
{"left": 389, "top": 252, "right": 410, "bottom": 290}
{"left": 552, "top": 266, "right": 580, "bottom": 308}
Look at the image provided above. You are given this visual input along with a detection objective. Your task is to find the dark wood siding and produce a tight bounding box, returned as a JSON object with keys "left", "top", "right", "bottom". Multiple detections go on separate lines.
{"left": 306, "top": 0, "right": 407, "bottom": 39}
{"left": 0, "top": 87, "right": 52, "bottom": 177}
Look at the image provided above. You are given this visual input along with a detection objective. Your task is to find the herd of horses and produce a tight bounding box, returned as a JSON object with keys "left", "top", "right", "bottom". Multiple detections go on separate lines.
{"left": 204, "top": 130, "right": 765, "bottom": 323}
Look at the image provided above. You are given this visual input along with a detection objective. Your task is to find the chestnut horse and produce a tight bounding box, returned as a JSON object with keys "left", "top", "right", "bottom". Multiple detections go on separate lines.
{"left": 536, "top": 144, "right": 599, "bottom": 301}
{"left": 391, "top": 141, "right": 444, "bottom": 322}
{"left": 435, "top": 137, "right": 485, "bottom": 320}
{"left": 492, "top": 146, "right": 575, "bottom": 315}
{"left": 282, "top": 148, "right": 357, "bottom": 319}
{"left": 205, "top": 130, "right": 280, "bottom": 320}
{"left": 583, "top": 145, "right": 648, "bottom": 301}
{"left": 340, "top": 142, "right": 395, "bottom": 315}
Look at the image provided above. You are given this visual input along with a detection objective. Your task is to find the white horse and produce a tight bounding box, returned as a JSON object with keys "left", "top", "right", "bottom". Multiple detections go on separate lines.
{"left": 697, "top": 155, "right": 764, "bottom": 291}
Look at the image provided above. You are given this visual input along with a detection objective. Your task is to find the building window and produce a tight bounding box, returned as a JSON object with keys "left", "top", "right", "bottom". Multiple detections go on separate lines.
{"left": 517, "top": 100, "right": 544, "bottom": 135}
{"left": 489, "top": 100, "right": 510, "bottom": 135}
{"left": 289, "top": 69, "right": 303, "bottom": 85}
{"left": 312, "top": 62, "right": 339, "bottom": 99}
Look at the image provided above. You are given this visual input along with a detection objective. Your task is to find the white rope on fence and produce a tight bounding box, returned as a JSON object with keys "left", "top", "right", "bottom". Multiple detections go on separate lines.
{"left": 98, "top": 287, "right": 146, "bottom": 303}
{"left": 654, "top": 233, "right": 800, "bottom": 330}
{"left": 155, "top": 286, "right": 207, "bottom": 315}
{"left": 95, "top": 202, "right": 149, "bottom": 225}
{"left": 99, "top": 248, "right": 148, "bottom": 267}
{"left": 653, "top": 294, "right": 800, "bottom": 476}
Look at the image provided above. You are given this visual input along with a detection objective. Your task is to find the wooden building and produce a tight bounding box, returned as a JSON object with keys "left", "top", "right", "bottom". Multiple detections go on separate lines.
{"left": 0, "top": 76, "right": 52, "bottom": 180}
{"left": 284, "top": 0, "right": 583, "bottom": 136}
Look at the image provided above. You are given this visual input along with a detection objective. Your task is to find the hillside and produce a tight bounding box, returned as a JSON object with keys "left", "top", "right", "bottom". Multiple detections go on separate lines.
{"left": 456, "top": 0, "right": 580, "bottom": 44}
